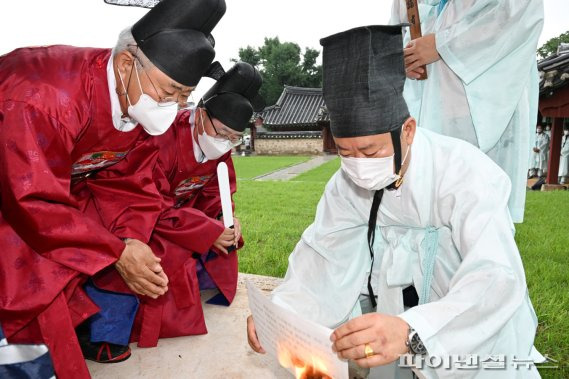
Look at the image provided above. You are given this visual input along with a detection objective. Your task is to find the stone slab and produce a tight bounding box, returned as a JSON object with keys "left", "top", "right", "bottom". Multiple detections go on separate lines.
{"left": 541, "top": 184, "right": 568, "bottom": 191}
{"left": 87, "top": 273, "right": 289, "bottom": 379}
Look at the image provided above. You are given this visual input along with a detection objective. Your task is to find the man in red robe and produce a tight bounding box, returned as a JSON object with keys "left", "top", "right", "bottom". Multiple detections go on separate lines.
{"left": 79, "top": 62, "right": 264, "bottom": 347}
{"left": 0, "top": 0, "right": 226, "bottom": 376}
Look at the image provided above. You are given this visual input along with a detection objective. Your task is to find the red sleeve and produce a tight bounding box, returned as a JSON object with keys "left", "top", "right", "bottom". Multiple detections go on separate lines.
{"left": 191, "top": 153, "right": 237, "bottom": 219}
{"left": 153, "top": 206, "right": 225, "bottom": 255}
{"left": 0, "top": 101, "right": 124, "bottom": 275}
{"left": 85, "top": 141, "right": 164, "bottom": 243}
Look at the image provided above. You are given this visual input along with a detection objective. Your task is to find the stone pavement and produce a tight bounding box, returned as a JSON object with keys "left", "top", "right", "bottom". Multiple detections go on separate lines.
{"left": 87, "top": 273, "right": 290, "bottom": 379}
{"left": 254, "top": 155, "right": 337, "bottom": 181}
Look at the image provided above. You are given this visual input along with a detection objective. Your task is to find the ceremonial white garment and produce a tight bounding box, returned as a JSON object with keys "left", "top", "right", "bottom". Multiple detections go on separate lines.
{"left": 531, "top": 132, "right": 550, "bottom": 173}
{"left": 390, "top": 0, "right": 544, "bottom": 223}
{"left": 272, "top": 129, "right": 539, "bottom": 378}
{"left": 559, "top": 135, "right": 569, "bottom": 179}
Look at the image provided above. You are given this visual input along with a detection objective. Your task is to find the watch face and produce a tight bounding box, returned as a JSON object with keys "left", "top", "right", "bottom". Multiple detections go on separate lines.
{"left": 410, "top": 332, "right": 427, "bottom": 355}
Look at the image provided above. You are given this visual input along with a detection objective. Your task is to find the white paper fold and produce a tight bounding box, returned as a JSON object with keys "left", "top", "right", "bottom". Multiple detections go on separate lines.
{"left": 247, "top": 281, "right": 348, "bottom": 379}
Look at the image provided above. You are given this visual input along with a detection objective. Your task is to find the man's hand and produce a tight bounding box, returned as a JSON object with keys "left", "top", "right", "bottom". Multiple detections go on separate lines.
{"left": 213, "top": 226, "right": 236, "bottom": 254}
{"left": 404, "top": 34, "right": 440, "bottom": 79}
{"left": 115, "top": 238, "right": 169, "bottom": 299}
{"left": 331, "top": 313, "right": 409, "bottom": 368}
{"left": 533, "top": 147, "right": 540, "bottom": 153}
{"left": 247, "top": 315, "right": 266, "bottom": 354}
{"left": 233, "top": 217, "right": 242, "bottom": 246}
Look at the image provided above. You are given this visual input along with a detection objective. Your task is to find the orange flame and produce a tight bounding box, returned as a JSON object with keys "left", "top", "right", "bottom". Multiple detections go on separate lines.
{"left": 277, "top": 343, "right": 332, "bottom": 379}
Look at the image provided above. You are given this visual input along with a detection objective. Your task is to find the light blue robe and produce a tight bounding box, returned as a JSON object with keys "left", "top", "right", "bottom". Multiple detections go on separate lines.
{"left": 271, "top": 129, "right": 539, "bottom": 378}
{"left": 390, "top": 0, "right": 544, "bottom": 223}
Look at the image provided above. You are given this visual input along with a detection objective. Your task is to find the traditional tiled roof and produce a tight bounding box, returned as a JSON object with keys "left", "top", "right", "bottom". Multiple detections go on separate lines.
{"left": 257, "top": 86, "right": 329, "bottom": 131}
{"left": 539, "top": 44, "right": 569, "bottom": 95}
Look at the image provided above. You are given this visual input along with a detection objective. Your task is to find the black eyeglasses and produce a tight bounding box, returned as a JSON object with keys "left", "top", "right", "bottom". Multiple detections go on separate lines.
{"left": 205, "top": 111, "right": 243, "bottom": 146}
{"left": 132, "top": 54, "right": 191, "bottom": 107}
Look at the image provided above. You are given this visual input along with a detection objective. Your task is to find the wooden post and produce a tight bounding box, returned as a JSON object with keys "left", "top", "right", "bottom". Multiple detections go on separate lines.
{"left": 406, "top": 0, "right": 428, "bottom": 80}
{"left": 546, "top": 117, "right": 564, "bottom": 184}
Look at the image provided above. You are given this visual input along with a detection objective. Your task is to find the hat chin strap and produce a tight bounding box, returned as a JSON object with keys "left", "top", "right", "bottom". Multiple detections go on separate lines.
{"left": 366, "top": 126, "right": 403, "bottom": 308}
{"left": 386, "top": 127, "right": 402, "bottom": 190}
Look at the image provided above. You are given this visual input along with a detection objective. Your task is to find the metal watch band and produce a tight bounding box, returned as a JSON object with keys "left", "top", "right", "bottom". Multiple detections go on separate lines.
{"left": 406, "top": 327, "right": 427, "bottom": 355}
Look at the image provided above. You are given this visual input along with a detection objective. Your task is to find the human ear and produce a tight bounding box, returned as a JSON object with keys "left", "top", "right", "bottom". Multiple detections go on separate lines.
{"left": 402, "top": 117, "right": 416, "bottom": 145}
{"left": 115, "top": 50, "right": 135, "bottom": 76}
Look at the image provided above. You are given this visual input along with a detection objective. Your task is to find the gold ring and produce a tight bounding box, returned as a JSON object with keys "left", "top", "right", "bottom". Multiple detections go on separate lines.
{"left": 364, "top": 343, "right": 374, "bottom": 358}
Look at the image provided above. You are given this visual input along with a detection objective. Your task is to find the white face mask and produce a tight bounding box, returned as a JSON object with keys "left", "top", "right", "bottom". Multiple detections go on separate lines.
{"left": 341, "top": 146, "right": 410, "bottom": 191}
{"left": 564, "top": 130, "right": 569, "bottom": 136}
{"left": 196, "top": 109, "right": 234, "bottom": 160}
{"left": 119, "top": 66, "right": 177, "bottom": 136}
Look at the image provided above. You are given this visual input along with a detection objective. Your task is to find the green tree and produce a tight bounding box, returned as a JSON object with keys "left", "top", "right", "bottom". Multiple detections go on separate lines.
{"left": 537, "top": 31, "right": 569, "bottom": 59}
{"left": 233, "top": 37, "right": 322, "bottom": 106}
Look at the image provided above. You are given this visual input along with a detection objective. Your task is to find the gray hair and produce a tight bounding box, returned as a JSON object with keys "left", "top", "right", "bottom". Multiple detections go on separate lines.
{"left": 113, "top": 27, "right": 154, "bottom": 70}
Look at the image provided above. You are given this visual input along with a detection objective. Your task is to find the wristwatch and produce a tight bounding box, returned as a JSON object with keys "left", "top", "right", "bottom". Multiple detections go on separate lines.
{"left": 406, "top": 327, "right": 427, "bottom": 355}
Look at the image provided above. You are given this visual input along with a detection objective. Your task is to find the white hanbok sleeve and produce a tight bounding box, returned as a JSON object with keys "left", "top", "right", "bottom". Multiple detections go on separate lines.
{"left": 435, "top": 0, "right": 544, "bottom": 85}
{"left": 399, "top": 147, "right": 537, "bottom": 375}
{"left": 271, "top": 171, "right": 372, "bottom": 328}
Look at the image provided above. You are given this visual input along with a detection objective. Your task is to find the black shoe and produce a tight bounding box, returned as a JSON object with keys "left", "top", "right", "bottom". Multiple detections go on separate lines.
{"left": 80, "top": 340, "right": 131, "bottom": 363}
{"left": 76, "top": 321, "right": 131, "bottom": 363}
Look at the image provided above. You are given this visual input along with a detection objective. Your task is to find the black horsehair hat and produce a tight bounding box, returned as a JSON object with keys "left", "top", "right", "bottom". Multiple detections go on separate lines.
{"left": 132, "top": 0, "right": 226, "bottom": 87}
{"left": 202, "top": 62, "right": 265, "bottom": 133}
{"left": 320, "top": 25, "right": 410, "bottom": 139}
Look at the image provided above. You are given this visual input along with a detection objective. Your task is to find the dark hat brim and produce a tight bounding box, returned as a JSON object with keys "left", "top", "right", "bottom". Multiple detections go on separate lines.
{"left": 250, "top": 94, "right": 265, "bottom": 112}
{"left": 203, "top": 61, "right": 226, "bottom": 80}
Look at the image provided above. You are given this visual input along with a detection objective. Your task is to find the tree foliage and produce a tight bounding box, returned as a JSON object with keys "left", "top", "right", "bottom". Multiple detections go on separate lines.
{"left": 537, "top": 31, "right": 569, "bottom": 59}
{"left": 233, "top": 37, "right": 322, "bottom": 106}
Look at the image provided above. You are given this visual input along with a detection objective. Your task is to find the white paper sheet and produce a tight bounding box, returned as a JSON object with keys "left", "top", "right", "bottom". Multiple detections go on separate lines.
{"left": 246, "top": 280, "right": 348, "bottom": 379}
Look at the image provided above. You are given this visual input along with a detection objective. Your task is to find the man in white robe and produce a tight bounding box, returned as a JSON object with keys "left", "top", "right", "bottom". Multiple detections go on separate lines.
{"left": 247, "top": 25, "right": 540, "bottom": 379}
{"left": 390, "top": 0, "right": 544, "bottom": 223}
{"left": 529, "top": 126, "right": 550, "bottom": 178}
{"left": 559, "top": 126, "right": 569, "bottom": 184}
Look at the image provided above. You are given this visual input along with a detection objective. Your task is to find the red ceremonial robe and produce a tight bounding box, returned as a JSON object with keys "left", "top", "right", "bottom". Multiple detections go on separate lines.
{"left": 0, "top": 46, "right": 150, "bottom": 378}
{"left": 81, "top": 108, "right": 240, "bottom": 347}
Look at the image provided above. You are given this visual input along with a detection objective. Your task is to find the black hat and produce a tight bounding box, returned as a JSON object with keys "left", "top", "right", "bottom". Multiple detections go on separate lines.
{"left": 132, "top": 0, "right": 226, "bottom": 86}
{"left": 202, "top": 62, "right": 264, "bottom": 132}
{"left": 319, "top": 25, "right": 410, "bottom": 138}
{"left": 133, "top": 0, "right": 226, "bottom": 40}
